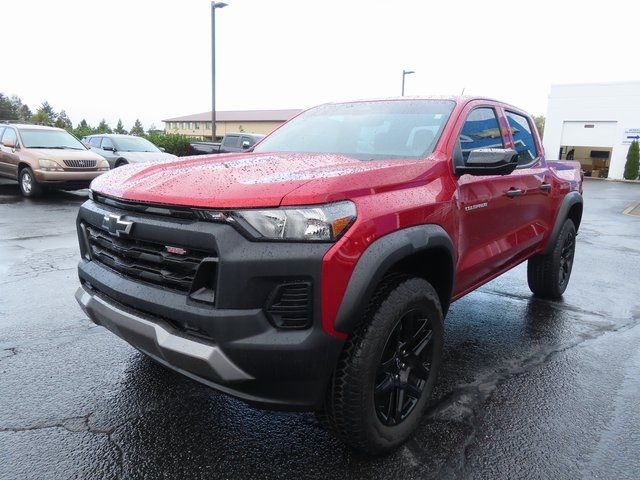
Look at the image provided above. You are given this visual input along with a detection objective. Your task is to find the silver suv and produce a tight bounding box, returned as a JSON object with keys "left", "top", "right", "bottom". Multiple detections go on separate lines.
{"left": 83, "top": 134, "right": 176, "bottom": 168}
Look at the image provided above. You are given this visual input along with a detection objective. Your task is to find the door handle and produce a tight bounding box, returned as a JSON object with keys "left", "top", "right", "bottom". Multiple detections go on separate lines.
{"left": 539, "top": 182, "right": 552, "bottom": 191}
{"left": 505, "top": 188, "right": 522, "bottom": 198}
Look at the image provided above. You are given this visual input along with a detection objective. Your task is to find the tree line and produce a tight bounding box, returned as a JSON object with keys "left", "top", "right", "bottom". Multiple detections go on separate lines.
{"left": 0, "top": 93, "right": 147, "bottom": 138}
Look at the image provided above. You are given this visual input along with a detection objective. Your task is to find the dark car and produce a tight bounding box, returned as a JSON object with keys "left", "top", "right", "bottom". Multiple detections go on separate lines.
{"left": 189, "top": 133, "right": 265, "bottom": 155}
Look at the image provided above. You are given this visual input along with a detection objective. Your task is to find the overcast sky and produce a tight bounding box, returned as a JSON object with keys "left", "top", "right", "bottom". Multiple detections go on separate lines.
{"left": 4, "top": 0, "right": 639, "bottom": 130}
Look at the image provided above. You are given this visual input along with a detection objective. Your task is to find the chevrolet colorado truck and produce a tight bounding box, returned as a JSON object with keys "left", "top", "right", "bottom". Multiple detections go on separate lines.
{"left": 74, "top": 97, "right": 583, "bottom": 454}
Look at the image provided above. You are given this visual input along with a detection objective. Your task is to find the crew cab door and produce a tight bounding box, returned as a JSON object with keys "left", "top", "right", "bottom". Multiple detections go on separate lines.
{"left": 501, "top": 108, "right": 553, "bottom": 256}
{"left": 452, "top": 105, "right": 531, "bottom": 294}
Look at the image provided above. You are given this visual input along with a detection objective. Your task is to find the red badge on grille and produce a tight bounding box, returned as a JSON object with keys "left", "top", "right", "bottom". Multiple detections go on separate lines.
{"left": 165, "top": 246, "right": 187, "bottom": 255}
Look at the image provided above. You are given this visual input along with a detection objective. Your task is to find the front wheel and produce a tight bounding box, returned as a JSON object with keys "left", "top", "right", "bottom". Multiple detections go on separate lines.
{"left": 320, "top": 276, "right": 444, "bottom": 454}
{"left": 114, "top": 159, "right": 128, "bottom": 168}
{"left": 19, "top": 167, "right": 43, "bottom": 197}
{"left": 527, "top": 219, "right": 577, "bottom": 298}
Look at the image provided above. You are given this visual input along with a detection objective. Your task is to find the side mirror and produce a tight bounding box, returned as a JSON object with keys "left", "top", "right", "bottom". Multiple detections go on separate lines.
{"left": 242, "top": 140, "right": 251, "bottom": 150}
{"left": 2, "top": 138, "right": 15, "bottom": 148}
{"left": 159, "top": 146, "right": 166, "bottom": 152}
{"left": 455, "top": 148, "right": 519, "bottom": 176}
{"left": 103, "top": 145, "right": 115, "bottom": 152}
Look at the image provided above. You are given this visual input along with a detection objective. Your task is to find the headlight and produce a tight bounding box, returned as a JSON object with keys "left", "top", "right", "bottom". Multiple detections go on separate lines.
{"left": 97, "top": 159, "right": 110, "bottom": 171}
{"left": 38, "top": 159, "right": 64, "bottom": 172}
{"left": 199, "top": 201, "right": 356, "bottom": 242}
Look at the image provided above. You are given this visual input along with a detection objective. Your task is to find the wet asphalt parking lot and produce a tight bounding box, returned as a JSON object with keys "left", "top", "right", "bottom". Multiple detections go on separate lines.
{"left": 0, "top": 178, "right": 639, "bottom": 479}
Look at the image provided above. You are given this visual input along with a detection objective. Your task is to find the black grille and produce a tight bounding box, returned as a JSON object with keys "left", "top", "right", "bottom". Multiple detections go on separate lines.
{"left": 266, "top": 282, "right": 312, "bottom": 329}
{"left": 64, "top": 159, "right": 97, "bottom": 168}
{"left": 85, "top": 224, "right": 215, "bottom": 293}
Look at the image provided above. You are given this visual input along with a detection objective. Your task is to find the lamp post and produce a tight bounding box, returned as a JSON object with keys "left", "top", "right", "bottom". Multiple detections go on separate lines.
{"left": 211, "top": 2, "right": 228, "bottom": 141}
{"left": 401, "top": 69, "right": 415, "bottom": 96}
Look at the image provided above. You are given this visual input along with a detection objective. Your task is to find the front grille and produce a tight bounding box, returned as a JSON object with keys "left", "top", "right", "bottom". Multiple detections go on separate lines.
{"left": 64, "top": 159, "right": 97, "bottom": 168}
{"left": 266, "top": 282, "right": 313, "bottom": 329}
{"left": 85, "top": 224, "right": 215, "bottom": 293}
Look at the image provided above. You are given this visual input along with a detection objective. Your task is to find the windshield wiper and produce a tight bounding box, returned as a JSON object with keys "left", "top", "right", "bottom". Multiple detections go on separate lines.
{"left": 35, "top": 146, "right": 84, "bottom": 150}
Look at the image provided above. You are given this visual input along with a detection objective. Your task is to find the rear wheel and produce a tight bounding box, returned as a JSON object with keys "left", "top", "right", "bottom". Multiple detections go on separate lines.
{"left": 19, "top": 167, "right": 43, "bottom": 197}
{"left": 527, "top": 219, "right": 576, "bottom": 298}
{"left": 320, "top": 276, "right": 444, "bottom": 454}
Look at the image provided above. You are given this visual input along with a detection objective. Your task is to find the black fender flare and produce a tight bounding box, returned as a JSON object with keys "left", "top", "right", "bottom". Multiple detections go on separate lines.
{"left": 334, "top": 225, "right": 455, "bottom": 334}
{"left": 544, "top": 191, "right": 583, "bottom": 254}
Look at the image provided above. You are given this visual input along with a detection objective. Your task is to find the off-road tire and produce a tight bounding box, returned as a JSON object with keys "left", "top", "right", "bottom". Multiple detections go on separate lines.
{"left": 527, "top": 219, "right": 577, "bottom": 298}
{"left": 320, "top": 275, "right": 444, "bottom": 454}
{"left": 19, "top": 167, "right": 44, "bottom": 197}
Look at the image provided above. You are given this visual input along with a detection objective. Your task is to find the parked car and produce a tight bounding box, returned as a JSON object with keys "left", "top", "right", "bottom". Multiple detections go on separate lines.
{"left": 74, "top": 97, "right": 583, "bottom": 454}
{"left": 0, "top": 123, "right": 109, "bottom": 197}
{"left": 189, "top": 133, "right": 265, "bottom": 155}
{"left": 83, "top": 134, "right": 176, "bottom": 168}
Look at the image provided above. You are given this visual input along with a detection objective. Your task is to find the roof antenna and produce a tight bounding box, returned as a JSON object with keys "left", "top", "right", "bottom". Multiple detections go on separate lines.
{"left": 461, "top": 87, "right": 466, "bottom": 95}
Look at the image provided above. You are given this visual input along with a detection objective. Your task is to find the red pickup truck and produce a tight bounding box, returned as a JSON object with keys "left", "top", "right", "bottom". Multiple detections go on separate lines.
{"left": 75, "top": 97, "right": 583, "bottom": 454}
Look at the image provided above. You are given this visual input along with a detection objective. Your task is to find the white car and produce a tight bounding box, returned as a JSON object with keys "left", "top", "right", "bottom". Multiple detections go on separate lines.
{"left": 83, "top": 134, "right": 176, "bottom": 168}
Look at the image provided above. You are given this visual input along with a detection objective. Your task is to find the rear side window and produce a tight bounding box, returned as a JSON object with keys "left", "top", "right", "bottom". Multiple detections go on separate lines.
{"left": 505, "top": 111, "right": 538, "bottom": 165}
{"left": 459, "top": 108, "right": 504, "bottom": 162}
{"left": 89, "top": 137, "right": 102, "bottom": 147}
{"left": 223, "top": 135, "right": 240, "bottom": 148}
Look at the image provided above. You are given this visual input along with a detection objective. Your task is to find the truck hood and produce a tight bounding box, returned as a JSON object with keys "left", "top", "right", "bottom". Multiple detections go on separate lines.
{"left": 90, "top": 152, "right": 437, "bottom": 209}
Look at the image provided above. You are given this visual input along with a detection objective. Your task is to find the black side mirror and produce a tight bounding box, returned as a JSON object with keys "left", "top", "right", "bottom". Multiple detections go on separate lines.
{"left": 455, "top": 148, "right": 519, "bottom": 176}
{"left": 103, "top": 145, "right": 116, "bottom": 152}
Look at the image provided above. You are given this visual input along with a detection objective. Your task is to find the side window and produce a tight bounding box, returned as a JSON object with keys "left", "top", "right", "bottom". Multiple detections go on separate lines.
{"left": 2, "top": 128, "right": 17, "bottom": 145}
{"left": 505, "top": 111, "right": 538, "bottom": 165}
{"left": 222, "top": 135, "right": 240, "bottom": 148}
{"left": 101, "top": 137, "right": 114, "bottom": 150}
{"left": 241, "top": 136, "right": 255, "bottom": 147}
{"left": 459, "top": 108, "right": 504, "bottom": 162}
{"left": 89, "top": 137, "right": 102, "bottom": 147}
{"left": 0, "top": 127, "right": 5, "bottom": 140}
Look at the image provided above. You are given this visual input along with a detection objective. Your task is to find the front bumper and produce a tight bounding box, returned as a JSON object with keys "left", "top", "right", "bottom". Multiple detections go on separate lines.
{"left": 35, "top": 169, "right": 104, "bottom": 188}
{"left": 75, "top": 199, "right": 344, "bottom": 409}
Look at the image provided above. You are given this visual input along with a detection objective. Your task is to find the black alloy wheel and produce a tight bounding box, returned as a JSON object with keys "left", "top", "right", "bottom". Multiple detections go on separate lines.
{"left": 374, "top": 308, "right": 434, "bottom": 426}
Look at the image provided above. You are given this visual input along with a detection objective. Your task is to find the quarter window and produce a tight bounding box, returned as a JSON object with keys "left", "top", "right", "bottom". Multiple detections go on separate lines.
{"left": 459, "top": 108, "right": 504, "bottom": 162}
{"left": 505, "top": 111, "right": 538, "bottom": 165}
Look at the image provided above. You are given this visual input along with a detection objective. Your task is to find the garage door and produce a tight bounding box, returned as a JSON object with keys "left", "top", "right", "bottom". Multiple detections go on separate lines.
{"left": 561, "top": 121, "right": 617, "bottom": 147}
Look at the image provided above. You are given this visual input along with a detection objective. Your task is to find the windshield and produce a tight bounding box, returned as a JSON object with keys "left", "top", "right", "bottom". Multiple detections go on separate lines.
{"left": 113, "top": 137, "right": 160, "bottom": 153}
{"left": 20, "top": 129, "right": 86, "bottom": 150}
{"left": 254, "top": 100, "right": 456, "bottom": 160}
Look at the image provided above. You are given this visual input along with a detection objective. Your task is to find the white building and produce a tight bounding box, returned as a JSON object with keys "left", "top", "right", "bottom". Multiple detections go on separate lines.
{"left": 543, "top": 81, "right": 640, "bottom": 179}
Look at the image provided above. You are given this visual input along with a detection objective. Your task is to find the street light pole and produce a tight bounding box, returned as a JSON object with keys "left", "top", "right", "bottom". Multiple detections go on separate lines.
{"left": 211, "top": 2, "right": 228, "bottom": 141}
{"left": 401, "top": 69, "right": 415, "bottom": 96}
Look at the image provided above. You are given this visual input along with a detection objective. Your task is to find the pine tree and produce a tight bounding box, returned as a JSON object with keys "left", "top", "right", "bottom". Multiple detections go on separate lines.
{"left": 17, "top": 104, "right": 32, "bottom": 122}
{"left": 96, "top": 119, "right": 113, "bottom": 134}
{"left": 114, "top": 119, "right": 127, "bottom": 134}
{"left": 73, "top": 119, "right": 95, "bottom": 139}
{"left": 623, "top": 140, "right": 640, "bottom": 180}
{"left": 54, "top": 110, "right": 73, "bottom": 130}
{"left": 31, "top": 101, "right": 57, "bottom": 126}
{"left": 129, "top": 119, "right": 145, "bottom": 136}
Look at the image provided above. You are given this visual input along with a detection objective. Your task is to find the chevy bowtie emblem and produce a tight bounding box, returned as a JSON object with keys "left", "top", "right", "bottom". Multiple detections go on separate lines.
{"left": 102, "top": 214, "right": 133, "bottom": 237}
